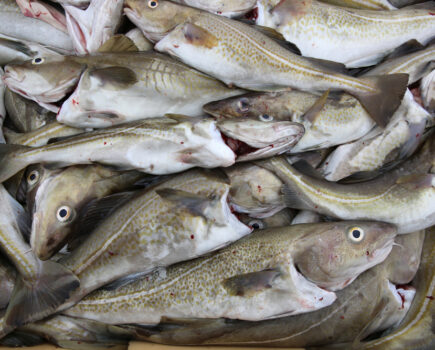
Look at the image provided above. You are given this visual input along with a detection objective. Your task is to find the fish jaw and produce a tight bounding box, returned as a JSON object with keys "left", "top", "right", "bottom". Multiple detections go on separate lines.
{"left": 218, "top": 120, "right": 305, "bottom": 161}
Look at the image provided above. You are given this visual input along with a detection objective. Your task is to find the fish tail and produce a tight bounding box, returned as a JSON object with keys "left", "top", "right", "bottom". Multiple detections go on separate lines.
{"left": 353, "top": 73, "right": 409, "bottom": 128}
{"left": 0, "top": 144, "right": 32, "bottom": 183}
{"left": 4, "top": 260, "right": 79, "bottom": 327}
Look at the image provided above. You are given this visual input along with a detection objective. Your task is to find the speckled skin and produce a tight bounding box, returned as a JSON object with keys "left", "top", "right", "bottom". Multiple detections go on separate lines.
{"left": 321, "top": 90, "right": 431, "bottom": 180}
{"left": 56, "top": 169, "right": 251, "bottom": 310}
{"left": 319, "top": 0, "right": 396, "bottom": 10}
{"left": 256, "top": 0, "right": 435, "bottom": 68}
{"left": 260, "top": 140, "right": 435, "bottom": 234}
{"left": 155, "top": 11, "right": 379, "bottom": 94}
{"left": 122, "top": 232, "right": 420, "bottom": 347}
{"left": 205, "top": 90, "right": 375, "bottom": 153}
{"left": 64, "top": 221, "right": 396, "bottom": 324}
{"left": 365, "top": 44, "right": 435, "bottom": 84}
{"left": 0, "top": 117, "right": 237, "bottom": 183}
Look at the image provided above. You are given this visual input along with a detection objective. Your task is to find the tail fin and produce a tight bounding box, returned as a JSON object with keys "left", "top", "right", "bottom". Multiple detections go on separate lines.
{"left": 355, "top": 73, "right": 408, "bottom": 128}
{"left": 0, "top": 144, "right": 31, "bottom": 183}
{"left": 4, "top": 260, "right": 79, "bottom": 327}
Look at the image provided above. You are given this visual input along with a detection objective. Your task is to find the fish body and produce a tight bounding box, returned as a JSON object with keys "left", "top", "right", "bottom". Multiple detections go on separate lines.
{"left": 204, "top": 90, "right": 375, "bottom": 152}
{"left": 256, "top": 0, "right": 435, "bottom": 68}
{"left": 318, "top": 0, "right": 396, "bottom": 10}
{"left": 57, "top": 53, "right": 245, "bottom": 128}
{"left": 0, "top": 68, "right": 4, "bottom": 144}
{"left": 321, "top": 90, "right": 431, "bottom": 181}
{"left": 357, "top": 227, "right": 434, "bottom": 350}
{"left": 4, "top": 122, "right": 84, "bottom": 147}
{"left": 0, "top": 185, "right": 79, "bottom": 328}
{"left": 125, "top": 230, "right": 419, "bottom": 347}
{"left": 4, "top": 89, "right": 56, "bottom": 133}
{"left": 364, "top": 42, "right": 435, "bottom": 84}
{"left": 16, "top": 0, "right": 68, "bottom": 33}
{"left": 26, "top": 164, "right": 145, "bottom": 260}
{"left": 57, "top": 169, "right": 251, "bottom": 308}
{"left": 64, "top": 221, "right": 395, "bottom": 324}
{"left": 125, "top": 28, "right": 153, "bottom": 51}
{"left": 257, "top": 145, "right": 435, "bottom": 234}
{"left": 172, "top": 0, "right": 257, "bottom": 17}
{"left": 0, "top": 11, "right": 73, "bottom": 53}
{"left": 291, "top": 210, "right": 322, "bottom": 224}
{"left": 0, "top": 115, "right": 304, "bottom": 183}
{"left": 421, "top": 69, "right": 435, "bottom": 113}
{"left": 4, "top": 52, "right": 244, "bottom": 124}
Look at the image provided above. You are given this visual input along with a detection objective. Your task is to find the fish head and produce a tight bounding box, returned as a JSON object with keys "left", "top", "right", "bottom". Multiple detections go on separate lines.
{"left": 217, "top": 117, "right": 304, "bottom": 161}
{"left": 224, "top": 163, "right": 285, "bottom": 218}
{"left": 124, "top": 0, "right": 198, "bottom": 42}
{"left": 294, "top": 221, "right": 397, "bottom": 291}
{"left": 3, "top": 55, "right": 83, "bottom": 109}
{"left": 238, "top": 209, "right": 294, "bottom": 230}
{"left": 204, "top": 93, "right": 288, "bottom": 119}
{"left": 29, "top": 166, "right": 97, "bottom": 260}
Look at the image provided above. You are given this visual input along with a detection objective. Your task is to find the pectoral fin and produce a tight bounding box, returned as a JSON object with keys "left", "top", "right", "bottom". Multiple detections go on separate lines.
{"left": 222, "top": 268, "right": 282, "bottom": 297}
{"left": 98, "top": 35, "right": 138, "bottom": 53}
{"left": 396, "top": 174, "right": 434, "bottom": 189}
{"left": 183, "top": 23, "right": 218, "bottom": 49}
{"left": 303, "top": 90, "right": 330, "bottom": 123}
{"left": 88, "top": 67, "right": 138, "bottom": 88}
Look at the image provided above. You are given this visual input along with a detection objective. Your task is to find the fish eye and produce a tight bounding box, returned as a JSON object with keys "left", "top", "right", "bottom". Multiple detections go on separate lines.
{"left": 147, "top": 0, "right": 158, "bottom": 8}
{"left": 237, "top": 98, "right": 250, "bottom": 113}
{"left": 259, "top": 114, "right": 273, "bottom": 122}
{"left": 27, "top": 170, "right": 40, "bottom": 185}
{"left": 248, "top": 220, "right": 265, "bottom": 230}
{"left": 32, "top": 57, "right": 44, "bottom": 65}
{"left": 348, "top": 227, "right": 364, "bottom": 243}
{"left": 57, "top": 206, "right": 73, "bottom": 222}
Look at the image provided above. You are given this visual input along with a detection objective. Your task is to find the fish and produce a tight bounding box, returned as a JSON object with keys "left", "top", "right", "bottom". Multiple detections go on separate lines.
{"left": 0, "top": 184, "right": 79, "bottom": 328}
{"left": 16, "top": 0, "right": 68, "bottom": 33}
{"left": 17, "top": 315, "right": 131, "bottom": 349}
{"left": 318, "top": 0, "right": 396, "bottom": 10}
{"left": 64, "top": 0, "right": 124, "bottom": 54}
{"left": 238, "top": 208, "right": 295, "bottom": 230}
{"left": 4, "top": 122, "right": 84, "bottom": 147}
{"left": 123, "top": 230, "right": 420, "bottom": 347}
{"left": 256, "top": 137, "right": 435, "bottom": 234}
{"left": 421, "top": 69, "right": 435, "bottom": 113}
{"left": 127, "top": 0, "right": 408, "bottom": 128}
{"left": 51, "top": 0, "right": 90, "bottom": 7}
{"left": 0, "top": 68, "right": 5, "bottom": 144}
{"left": 4, "top": 89, "right": 56, "bottom": 133}
{"left": 171, "top": 0, "right": 257, "bottom": 17}
{"left": 63, "top": 221, "right": 396, "bottom": 325}
{"left": 223, "top": 163, "right": 286, "bottom": 218}
{"left": 25, "top": 164, "right": 145, "bottom": 260}
{"left": 256, "top": 0, "right": 435, "bottom": 68}
{"left": 4, "top": 51, "right": 245, "bottom": 122}
{"left": 0, "top": 255, "right": 16, "bottom": 310}
{"left": 0, "top": 5, "right": 73, "bottom": 54}
{"left": 125, "top": 28, "right": 153, "bottom": 51}
{"left": 204, "top": 90, "right": 375, "bottom": 153}
{"left": 320, "top": 90, "right": 431, "bottom": 181}
{"left": 54, "top": 169, "right": 252, "bottom": 310}
{"left": 354, "top": 227, "right": 434, "bottom": 350}
{"left": 364, "top": 41, "right": 435, "bottom": 85}
{"left": 0, "top": 115, "right": 304, "bottom": 183}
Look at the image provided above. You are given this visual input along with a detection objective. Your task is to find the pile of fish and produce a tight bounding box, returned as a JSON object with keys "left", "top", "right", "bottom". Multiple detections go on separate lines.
{"left": 0, "top": 0, "right": 434, "bottom": 349}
